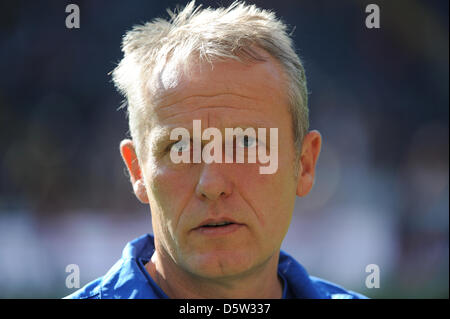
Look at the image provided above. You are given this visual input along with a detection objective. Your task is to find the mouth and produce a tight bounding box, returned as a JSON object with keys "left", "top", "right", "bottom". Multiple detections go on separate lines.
{"left": 193, "top": 218, "right": 244, "bottom": 236}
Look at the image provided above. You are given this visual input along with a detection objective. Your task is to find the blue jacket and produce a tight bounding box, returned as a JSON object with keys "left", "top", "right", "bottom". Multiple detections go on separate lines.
{"left": 65, "top": 234, "right": 367, "bottom": 299}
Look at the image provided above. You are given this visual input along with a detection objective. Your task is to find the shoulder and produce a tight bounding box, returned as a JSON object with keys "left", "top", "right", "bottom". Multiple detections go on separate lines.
{"left": 64, "top": 277, "right": 103, "bottom": 299}
{"left": 279, "top": 250, "right": 368, "bottom": 299}
{"left": 63, "top": 257, "right": 126, "bottom": 299}
{"left": 63, "top": 234, "right": 163, "bottom": 299}
{"left": 309, "top": 276, "right": 368, "bottom": 299}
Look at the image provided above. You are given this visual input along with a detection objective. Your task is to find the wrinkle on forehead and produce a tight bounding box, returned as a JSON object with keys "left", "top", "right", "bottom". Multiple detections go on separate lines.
{"left": 158, "top": 106, "right": 260, "bottom": 127}
{"left": 156, "top": 92, "right": 256, "bottom": 110}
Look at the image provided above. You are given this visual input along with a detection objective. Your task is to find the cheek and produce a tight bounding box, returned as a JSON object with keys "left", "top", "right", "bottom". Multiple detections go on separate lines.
{"left": 235, "top": 153, "right": 297, "bottom": 232}
{"left": 145, "top": 163, "right": 196, "bottom": 228}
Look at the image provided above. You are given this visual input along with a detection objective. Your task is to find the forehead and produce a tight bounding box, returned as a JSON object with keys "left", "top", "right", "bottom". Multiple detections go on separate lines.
{"left": 151, "top": 48, "right": 285, "bottom": 97}
{"left": 143, "top": 50, "right": 292, "bottom": 142}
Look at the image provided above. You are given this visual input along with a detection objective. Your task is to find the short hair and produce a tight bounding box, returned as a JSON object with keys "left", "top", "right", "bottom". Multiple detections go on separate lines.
{"left": 112, "top": 0, "right": 309, "bottom": 161}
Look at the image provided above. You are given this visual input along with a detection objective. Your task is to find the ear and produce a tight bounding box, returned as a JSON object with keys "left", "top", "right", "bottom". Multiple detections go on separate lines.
{"left": 296, "top": 130, "right": 322, "bottom": 197}
{"left": 120, "top": 139, "right": 149, "bottom": 203}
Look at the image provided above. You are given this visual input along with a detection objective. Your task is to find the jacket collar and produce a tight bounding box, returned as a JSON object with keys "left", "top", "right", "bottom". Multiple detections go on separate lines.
{"left": 100, "top": 234, "right": 322, "bottom": 299}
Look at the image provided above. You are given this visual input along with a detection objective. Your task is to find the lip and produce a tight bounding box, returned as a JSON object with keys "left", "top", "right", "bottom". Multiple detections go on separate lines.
{"left": 193, "top": 218, "right": 244, "bottom": 237}
{"left": 196, "top": 217, "right": 240, "bottom": 228}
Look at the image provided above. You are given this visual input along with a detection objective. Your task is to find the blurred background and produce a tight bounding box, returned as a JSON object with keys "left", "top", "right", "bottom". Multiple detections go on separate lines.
{"left": 0, "top": 0, "right": 448, "bottom": 298}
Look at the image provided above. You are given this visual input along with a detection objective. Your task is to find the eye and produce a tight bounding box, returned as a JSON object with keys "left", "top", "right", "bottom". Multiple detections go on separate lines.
{"left": 237, "top": 135, "right": 257, "bottom": 149}
{"left": 170, "top": 139, "right": 191, "bottom": 153}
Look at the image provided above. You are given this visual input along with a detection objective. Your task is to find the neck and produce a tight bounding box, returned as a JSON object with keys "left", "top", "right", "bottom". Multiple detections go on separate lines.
{"left": 145, "top": 246, "right": 283, "bottom": 299}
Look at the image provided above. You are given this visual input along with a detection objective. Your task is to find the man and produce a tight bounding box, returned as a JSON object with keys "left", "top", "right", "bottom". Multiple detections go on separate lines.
{"left": 66, "top": 1, "right": 366, "bottom": 299}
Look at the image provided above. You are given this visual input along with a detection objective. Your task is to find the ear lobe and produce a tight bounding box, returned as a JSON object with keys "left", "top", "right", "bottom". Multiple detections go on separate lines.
{"left": 296, "top": 173, "right": 313, "bottom": 197}
{"left": 120, "top": 139, "right": 149, "bottom": 203}
{"left": 133, "top": 179, "right": 149, "bottom": 204}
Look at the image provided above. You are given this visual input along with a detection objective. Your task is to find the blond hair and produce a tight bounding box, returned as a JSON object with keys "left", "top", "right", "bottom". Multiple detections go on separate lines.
{"left": 112, "top": 0, "right": 309, "bottom": 160}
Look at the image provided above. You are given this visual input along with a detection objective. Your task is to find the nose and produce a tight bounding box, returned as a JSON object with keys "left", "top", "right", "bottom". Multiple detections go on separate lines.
{"left": 195, "top": 163, "right": 233, "bottom": 201}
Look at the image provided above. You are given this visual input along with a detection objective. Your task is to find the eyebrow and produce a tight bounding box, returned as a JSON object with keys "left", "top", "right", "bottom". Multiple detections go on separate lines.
{"left": 149, "top": 126, "right": 175, "bottom": 155}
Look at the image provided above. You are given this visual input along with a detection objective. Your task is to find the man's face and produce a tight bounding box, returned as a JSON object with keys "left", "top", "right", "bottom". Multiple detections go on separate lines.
{"left": 137, "top": 54, "right": 302, "bottom": 279}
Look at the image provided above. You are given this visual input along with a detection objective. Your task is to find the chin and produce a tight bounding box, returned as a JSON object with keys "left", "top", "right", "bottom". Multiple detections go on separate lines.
{"left": 186, "top": 249, "right": 256, "bottom": 279}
